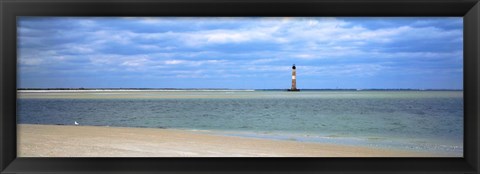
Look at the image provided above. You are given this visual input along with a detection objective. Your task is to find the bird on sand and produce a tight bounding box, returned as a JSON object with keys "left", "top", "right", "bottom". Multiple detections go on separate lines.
{"left": 74, "top": 121, "right": 79, "bottom": 126}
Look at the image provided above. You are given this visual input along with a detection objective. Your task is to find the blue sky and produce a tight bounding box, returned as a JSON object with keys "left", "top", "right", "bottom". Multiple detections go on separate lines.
{"left": 18, "top": 17, "right": 463, "bottom": 89}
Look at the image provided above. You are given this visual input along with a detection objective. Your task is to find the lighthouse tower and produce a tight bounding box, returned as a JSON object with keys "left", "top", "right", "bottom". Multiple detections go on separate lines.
{"left": 288, "top": 64, "right": 300, "bottom": 91}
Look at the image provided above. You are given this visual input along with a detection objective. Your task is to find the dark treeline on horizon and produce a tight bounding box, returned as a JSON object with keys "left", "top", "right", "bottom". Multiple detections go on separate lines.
{"left": 18, "top": 88, "right": 463, "bottom": 91}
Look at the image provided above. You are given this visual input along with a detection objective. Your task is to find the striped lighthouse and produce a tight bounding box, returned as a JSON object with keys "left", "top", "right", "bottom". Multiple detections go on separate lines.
{"left": 288, "top": 64, "right": 300, "bottom": 91}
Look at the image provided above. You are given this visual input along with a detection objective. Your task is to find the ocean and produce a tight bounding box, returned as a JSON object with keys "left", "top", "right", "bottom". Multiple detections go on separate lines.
{"left": 17, "top": 90, "right": 463, "bottom": 156}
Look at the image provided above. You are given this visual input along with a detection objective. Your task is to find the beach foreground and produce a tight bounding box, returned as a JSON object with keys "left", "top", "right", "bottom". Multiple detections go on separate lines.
{"left": 18, "top": 124, "right": 442, "bottom": 157}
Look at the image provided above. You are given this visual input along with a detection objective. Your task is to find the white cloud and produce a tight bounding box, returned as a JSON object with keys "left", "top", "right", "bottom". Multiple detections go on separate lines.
{"left": 182, "top": 28, "right": 281, "bottom": 46}
{"left": 164, "top": 60, "right": 185, "bottom": 65}
{"left": 301, "top": 64, "right": 387, "bottom": 77}
{"left": 121, "top": 58, "right": 150, "bottom": 67}
{"left": 294, "top": 54, "right": 318, "bottom": 59}
{"left": 245, "top": 65, "right": 291, "bottom": 72}
{"left": 77, "top": 19, "right": 96, "bottom": 27}
{"left": 251, "top": 58, "right": 282, "bottom": 64}
{"left": 164, "top": 59, "right": 226, "bottom": 66}
{"left": 91, "top": 30, "right": 134, "bottom": 45}
{"left": 19, "top": 58, "right": 43, "bottom": 66}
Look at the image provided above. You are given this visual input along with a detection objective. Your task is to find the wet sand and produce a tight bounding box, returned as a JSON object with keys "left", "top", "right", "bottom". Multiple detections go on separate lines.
{"left": 18, "top": 124, "right": 442, "bottom": 157}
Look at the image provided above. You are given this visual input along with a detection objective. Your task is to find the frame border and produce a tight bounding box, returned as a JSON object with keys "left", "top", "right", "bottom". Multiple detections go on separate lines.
{"left": 1, "top": 0, "right": 479, "bottom": 173}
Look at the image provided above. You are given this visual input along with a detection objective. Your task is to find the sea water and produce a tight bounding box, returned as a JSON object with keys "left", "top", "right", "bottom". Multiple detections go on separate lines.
{"left": 17, "top": 90, "right": 463, "bottom": 156}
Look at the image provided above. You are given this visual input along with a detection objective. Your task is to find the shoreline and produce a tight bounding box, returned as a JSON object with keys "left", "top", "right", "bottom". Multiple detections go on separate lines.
{"left": 18, "top": 124, "right": 449, "bottom": 157}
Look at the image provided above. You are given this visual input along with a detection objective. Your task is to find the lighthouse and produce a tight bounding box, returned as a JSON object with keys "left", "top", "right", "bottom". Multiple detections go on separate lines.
{"left": 288, "top": 64, "right": 300, "bottom": 91}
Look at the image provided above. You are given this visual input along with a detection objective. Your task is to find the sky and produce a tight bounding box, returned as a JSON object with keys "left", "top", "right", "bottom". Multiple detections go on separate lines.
{"left": 17, "top": 17, "right": 463, "bottom": 89}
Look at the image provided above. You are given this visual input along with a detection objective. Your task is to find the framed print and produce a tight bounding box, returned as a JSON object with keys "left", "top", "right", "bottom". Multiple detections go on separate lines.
{"left": 1, "top": 0, "right": 479, "bottom": 173}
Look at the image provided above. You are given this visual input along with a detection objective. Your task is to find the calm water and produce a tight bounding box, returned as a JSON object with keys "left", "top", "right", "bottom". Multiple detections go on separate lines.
{"left": 17, "top": 90, "right": 463, "bottom": 156}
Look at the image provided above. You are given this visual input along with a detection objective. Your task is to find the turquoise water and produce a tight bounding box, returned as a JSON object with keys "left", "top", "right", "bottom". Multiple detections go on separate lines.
{"left": 17, "top": 91, "right": 463, "bottom": 156}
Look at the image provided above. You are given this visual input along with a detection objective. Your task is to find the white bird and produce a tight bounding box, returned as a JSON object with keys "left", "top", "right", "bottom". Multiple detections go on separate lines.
{"left": 74, "top": 121, "right": 79, "bottom": 126}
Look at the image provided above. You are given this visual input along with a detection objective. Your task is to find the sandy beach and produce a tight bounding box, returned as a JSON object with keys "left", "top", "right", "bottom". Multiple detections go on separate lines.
{"left": 18, "top": 124, "right": 442, "bottom": 157}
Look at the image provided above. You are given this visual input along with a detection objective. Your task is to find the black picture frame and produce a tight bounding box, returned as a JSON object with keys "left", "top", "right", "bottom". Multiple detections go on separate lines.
{"left": 1, "top": 0, "right": 479, "bottom": 173}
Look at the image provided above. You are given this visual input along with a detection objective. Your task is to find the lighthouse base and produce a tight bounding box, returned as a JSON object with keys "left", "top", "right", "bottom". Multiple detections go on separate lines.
{"left": 287, "top": 89, "right": 300, "bottom": 92}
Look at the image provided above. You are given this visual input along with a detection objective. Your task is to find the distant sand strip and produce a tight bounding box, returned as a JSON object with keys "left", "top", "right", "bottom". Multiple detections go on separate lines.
{"left": 18, "top": 124, "right": 443, "bottom": 157}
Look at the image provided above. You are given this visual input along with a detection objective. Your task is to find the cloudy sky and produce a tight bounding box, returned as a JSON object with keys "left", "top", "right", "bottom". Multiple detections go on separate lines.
{"left": 18, "top": 17, "right": 463, "bottom": 89}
